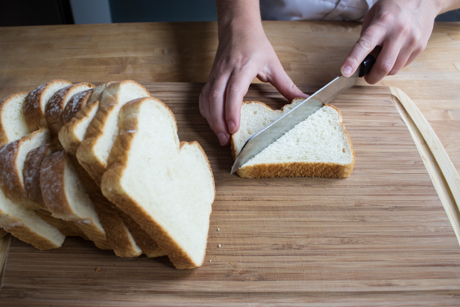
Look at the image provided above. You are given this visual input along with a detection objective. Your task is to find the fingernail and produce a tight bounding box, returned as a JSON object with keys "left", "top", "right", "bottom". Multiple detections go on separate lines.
{"left": 218, "top": 133, "right": 228, "bottom": 146}
{"left": 227, "top": 121, "right": 236, "bottom": 134}
{"left": 342, "top": 65, "right": 352, "bottom": 77}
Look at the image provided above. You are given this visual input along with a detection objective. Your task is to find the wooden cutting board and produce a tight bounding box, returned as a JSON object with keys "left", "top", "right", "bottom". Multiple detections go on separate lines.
{"left": 1, "top": 83, "right": 460, "bottom": 306}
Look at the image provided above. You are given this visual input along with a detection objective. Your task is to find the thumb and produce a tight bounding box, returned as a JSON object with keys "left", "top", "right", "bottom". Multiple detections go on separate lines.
{"left": 266, "top": 62, "right": 308, "bottom": 101}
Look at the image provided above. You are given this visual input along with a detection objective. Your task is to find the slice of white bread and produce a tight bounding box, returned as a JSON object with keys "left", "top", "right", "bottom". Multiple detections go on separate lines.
{"left": 45, "top": 82, "right": 95, "bottom": 137}
{"left": 0, "top": 188, "right": 65, "bottom": 250}
{"left": 23, "top": 144, "right": 86, "bottom": 237}
{"left": 0, "top": 129, "right": 51, "bottom": 208}
{"left": 101, "top": 97, "right": 215, "bottom": 269}
{"left": 77, "top": 80, "right": 151, "bottom": 185}
{"left": 23, "top": 79, "right": 73, "bottom": 131}
{"left": 0, "top": 92, "right": 30, "bottom": 146}
{"left": 231, "top": 99, "right": 355, "bottom": 178}
{"left": 40, "top": 150, "right": 112, "bottom": 250}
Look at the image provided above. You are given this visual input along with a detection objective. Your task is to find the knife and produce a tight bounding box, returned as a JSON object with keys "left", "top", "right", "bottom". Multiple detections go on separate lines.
{"left": 231, "top": 49, "right": 380, "bottom": 174}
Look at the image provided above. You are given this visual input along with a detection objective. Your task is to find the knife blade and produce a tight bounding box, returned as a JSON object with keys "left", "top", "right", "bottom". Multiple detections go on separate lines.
{"left": 231, "top": 52, "right": 378, "bottom": 174}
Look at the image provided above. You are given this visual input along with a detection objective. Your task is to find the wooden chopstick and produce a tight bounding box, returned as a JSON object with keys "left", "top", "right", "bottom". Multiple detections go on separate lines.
{"left": 391, "top": 87, "right": 460, "bottom": 244}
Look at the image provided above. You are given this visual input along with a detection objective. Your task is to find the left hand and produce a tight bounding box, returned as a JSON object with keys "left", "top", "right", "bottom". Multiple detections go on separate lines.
{"left": 341, "top": 0, "right": 440, "bottom": 84}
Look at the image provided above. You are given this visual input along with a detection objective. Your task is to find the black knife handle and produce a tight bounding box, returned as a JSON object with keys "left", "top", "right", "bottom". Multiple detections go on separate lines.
{"left": 358, "top": 46, "right": 382, "bottom": 77}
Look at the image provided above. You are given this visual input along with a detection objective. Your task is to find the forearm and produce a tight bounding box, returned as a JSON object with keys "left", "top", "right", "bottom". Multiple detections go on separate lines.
{"left": 216, "top": 0, "right": 264, "bottom": 37}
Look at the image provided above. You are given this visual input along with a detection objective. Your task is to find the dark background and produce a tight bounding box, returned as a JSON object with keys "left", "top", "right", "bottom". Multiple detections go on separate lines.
{"left": 0, "top": 0, "right": 458, "bottom": 27}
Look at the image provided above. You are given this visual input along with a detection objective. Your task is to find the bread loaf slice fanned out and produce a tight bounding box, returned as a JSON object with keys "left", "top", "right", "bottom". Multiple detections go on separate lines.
{"left": 0, "top": 128, "right": 51, "bottom": 207}
{"left": 77, "top": 80, "right": 151, "bottom": 185}
{"left": 231, "top": 99, "right": 355, "bottom": 178}
{"left": 59, "top": 82, "right": 116, "bottom": 155}
{"left": 101, "top": 97, "right": 215, "bottom": 269}
{"left": 0, "top": 92, "right": 30, "bottom": 146}
{"left": 45, "top": 82, "right": 95, "bottom": 137}
{"left": 40, "top": 150, "right": 111, "bottom": 250}
{"left": 23, "top": 79, "right": 73, "bottom": 131}
{"left": 0, "top": 189, "right": 65, "bottom": 250}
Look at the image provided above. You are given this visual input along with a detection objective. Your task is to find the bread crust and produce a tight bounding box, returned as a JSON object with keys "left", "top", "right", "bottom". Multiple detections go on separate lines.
{"left": 231, "top": 101, "right": 355, "bottom": 179}
{"left": 102, "top": 98, "right": 215, "bottom": 269}
{"left": 45, "top": 82, "right": 95, "bottom": 137}
{"left": 23, "top": 144, "right": 53, "bottom": 209}
{"left": 35, "top": 209, "right": 87, "bottom": 238}
{"left": 23, "top": 79, "right": 72, "bottom": 131}
{"left": 67, "top": 154, "right": 142, "bottom": 256}
{"left": 62, "top": 89, "right": 93, "bottom": 125}
{"left": 0, "top": 92, "right": 29, "bottom": 146}
{"left": 40, "top": 150, "right": 111, "bottom": 250}
{"left": 0, "top": 129, "right": 50, "bottom": 207}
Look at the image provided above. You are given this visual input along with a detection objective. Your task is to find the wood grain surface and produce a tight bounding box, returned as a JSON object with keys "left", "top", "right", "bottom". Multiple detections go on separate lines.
{"left": 0, "top": 20, "right": 459, "bottom": 305}
{"left": 0, "top": 83, "right": 459, "bottom": 306}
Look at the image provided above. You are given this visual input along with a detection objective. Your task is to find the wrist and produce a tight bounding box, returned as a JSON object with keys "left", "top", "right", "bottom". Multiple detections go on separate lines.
{"left": 216, "top": 0, "right": 264, "bottom": 38}
{"left": 434, "top": 0, "right": 460, "bottom": 14}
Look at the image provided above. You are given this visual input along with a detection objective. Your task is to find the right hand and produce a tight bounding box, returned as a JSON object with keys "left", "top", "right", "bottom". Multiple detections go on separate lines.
{"left": 199, "top": 22, "right": 307, "bottom": 146}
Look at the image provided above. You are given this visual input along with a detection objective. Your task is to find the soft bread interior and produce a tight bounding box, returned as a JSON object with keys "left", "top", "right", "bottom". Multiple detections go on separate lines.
{"left": 233, "top": 101, "right": 354, "bottom": 167}
{"left": 1, "top": 92, "right": 30, "bottom": 143}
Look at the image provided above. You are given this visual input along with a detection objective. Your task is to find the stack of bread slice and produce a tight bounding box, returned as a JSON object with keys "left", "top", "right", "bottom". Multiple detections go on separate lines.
{"left": 0, "top": 79, "right": 215, "bottom": 269}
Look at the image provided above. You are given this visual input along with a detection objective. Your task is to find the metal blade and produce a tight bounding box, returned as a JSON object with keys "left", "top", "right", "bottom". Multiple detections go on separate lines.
{"left": 231, "top": 70, "right": 359, "bottom": 174}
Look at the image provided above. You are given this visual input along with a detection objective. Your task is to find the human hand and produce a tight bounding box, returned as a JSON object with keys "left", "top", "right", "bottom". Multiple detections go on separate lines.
{"left": 341, "top": 0, "right": 441, "bottom": 84}
{"left": 200, "top": 2, "right": 307, "bottom": 146}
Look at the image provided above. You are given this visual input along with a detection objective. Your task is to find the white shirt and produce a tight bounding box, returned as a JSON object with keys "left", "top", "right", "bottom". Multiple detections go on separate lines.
{"left": 260, "top": 0, "right": 379, "bottom": 21}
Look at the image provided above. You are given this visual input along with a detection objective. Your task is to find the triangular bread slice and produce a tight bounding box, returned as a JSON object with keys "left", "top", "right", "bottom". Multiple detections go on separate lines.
{"left": 0, "top": 188, "right": 65, "bottom": 250}
{"left": 23, "top": 79, "right": 73, "bottom": 131}
{"left": 40, "top": 150, "right": 112, "bottom": 250}
{"left": 77, "top": 80, "right": 151, "bottom": 185}
{"left": 0, "top": 129, "right": 51, "bottom": 207}
{"left": 0, "top": 92, "right": 30, "bottom": 146}
{"left": 45, "top": 82, "right": 95, "bottom": 137}
{"left": 101, "top": 97, "right": 215, "bottom": 269}
{"left": 231, "top": 99, "right": 355, "bottom": 178}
